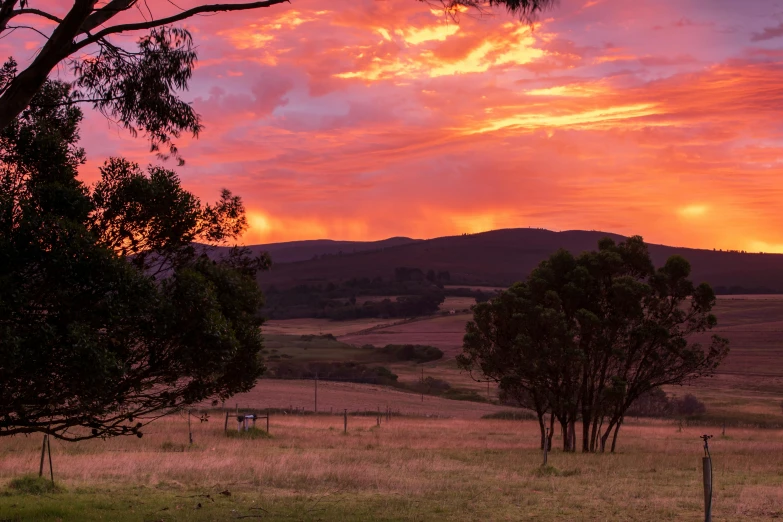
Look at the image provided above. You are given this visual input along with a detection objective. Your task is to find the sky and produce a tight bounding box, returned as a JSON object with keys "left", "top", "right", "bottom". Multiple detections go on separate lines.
{"left": 5, "top": 0, "right": 783, "bottom": 250}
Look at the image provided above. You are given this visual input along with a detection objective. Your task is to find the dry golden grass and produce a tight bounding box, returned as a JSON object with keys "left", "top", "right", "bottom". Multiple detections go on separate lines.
{"left": 214, "top": 379, "right": 507, "bottom": 418}
{"left": 2, "top": 414, "right": 782, "bottom": 521}
{"left": 339, "top": 313, "right": 471, "bottom": 357}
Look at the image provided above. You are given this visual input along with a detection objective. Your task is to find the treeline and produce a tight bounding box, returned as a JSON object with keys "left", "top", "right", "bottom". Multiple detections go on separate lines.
{"left": 262, "top": 266, "right": 491, "bottom": 320}
{"left": 713, "top": 285, "right": 781, "bottom": 295}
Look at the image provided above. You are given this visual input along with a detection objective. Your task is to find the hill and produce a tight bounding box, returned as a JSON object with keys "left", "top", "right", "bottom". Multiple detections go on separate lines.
{"left": 244, "top": 236, "right": 419, "bottom": 264}
{"left": 256, "top": 228, "right": 783, "bottom": 293}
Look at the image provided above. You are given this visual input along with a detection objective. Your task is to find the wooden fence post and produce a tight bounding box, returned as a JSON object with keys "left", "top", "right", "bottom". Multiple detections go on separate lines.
{"left": 344, "top": 409, "right": 347, "bottom": 433}
{"left": 701, "top": 435, "right": 713, "bottom": 522}
{"left": 38, "top": 434, "right": 46, "bottom": 477}
{"left": 188, "top": 410, "right": 193, "bottom": 445}
{"left": 47, "top": 435, "right": 54, "bottom": 485}
{"left": 224, "top": 411, "right": 229, "bottom": 433}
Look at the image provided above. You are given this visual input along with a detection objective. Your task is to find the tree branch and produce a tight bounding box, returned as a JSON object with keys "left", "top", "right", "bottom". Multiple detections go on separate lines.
{"left": 75, "top": 0, "right": 291, "bottom": 50}
{"left": 12, "top": 8, "right": 65, "bottom": 24}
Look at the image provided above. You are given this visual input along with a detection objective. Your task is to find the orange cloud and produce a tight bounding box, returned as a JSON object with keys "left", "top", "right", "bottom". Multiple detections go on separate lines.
{"left": 9, "top": 0, "right": 783, "bottom": 254}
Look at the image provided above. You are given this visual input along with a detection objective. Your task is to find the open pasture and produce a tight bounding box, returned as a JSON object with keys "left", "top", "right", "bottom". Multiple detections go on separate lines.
{"left": 338, "top": 313, "right": 472, "bottom": 358}
{"left": 1, "top": 415, "right": 782, "bottom": 521}
{"left": 210, "top": 379, "right": 508, "bottom": 419}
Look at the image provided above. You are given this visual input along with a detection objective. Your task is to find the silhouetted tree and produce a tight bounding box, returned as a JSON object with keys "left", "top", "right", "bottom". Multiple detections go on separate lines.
{"left": 0, "top": 81, "right": 268, "bottom": 441}
{"left": 458, "top": 236, "right": 729, "bottom": 453}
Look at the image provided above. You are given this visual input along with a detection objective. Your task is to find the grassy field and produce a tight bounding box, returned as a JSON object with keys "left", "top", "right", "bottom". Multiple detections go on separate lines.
{"left": 3, "top": 297, "right": 782, "bottom": 521}
{"left": 1, "top": 415, "right": 782, "bottom": 521}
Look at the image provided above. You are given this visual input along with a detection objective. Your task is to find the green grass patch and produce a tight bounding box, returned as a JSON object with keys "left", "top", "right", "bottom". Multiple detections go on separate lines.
{"left": 533, "top": 466, "right": 581, "bottom": 478}
{"left": 7, "top": 475, "right": 65, "bottom": 495}
{"left": 224, "top": 427, "right": 273, "bottom": 440}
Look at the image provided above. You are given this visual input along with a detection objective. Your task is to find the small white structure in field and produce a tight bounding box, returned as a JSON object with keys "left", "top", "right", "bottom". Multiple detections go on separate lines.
{"left": 238, "top": 414, "right": 257, "bottom": 431}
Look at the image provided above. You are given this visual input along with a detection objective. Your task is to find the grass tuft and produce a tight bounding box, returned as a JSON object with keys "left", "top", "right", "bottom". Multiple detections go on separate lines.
{"left": 7, "top": 475, "right": 65, "bottom": 495}
{"left": 224, "top": 427, "right": 272, "bottom": 440}
{"left": 533, "top": 465, "right": 581, "bottom": 478}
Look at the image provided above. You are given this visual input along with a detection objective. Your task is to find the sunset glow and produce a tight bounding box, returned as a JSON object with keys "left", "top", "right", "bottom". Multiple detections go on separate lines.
{"left": 6, "top": 0, "right": 783, "bottom": 250}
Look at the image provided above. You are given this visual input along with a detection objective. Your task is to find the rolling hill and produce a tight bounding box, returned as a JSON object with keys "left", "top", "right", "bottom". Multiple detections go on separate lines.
{"left": 254, "top": 228, "right": 783, "bottom": 293}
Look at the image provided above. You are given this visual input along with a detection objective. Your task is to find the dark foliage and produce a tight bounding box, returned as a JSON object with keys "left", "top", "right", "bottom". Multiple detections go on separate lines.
{"left": 458, "top": 236, "right": 729, "bottom": 453}
{"left": 269, "top": 361, "right": 398, "bottom": 385}
{"left": 0, "top": 81, "right": 267, "bottom": 441}
{"left": 378, "top": 344, "right": 444, "bottom": 363}
{"left": 672, "top": 394, "right": 707, "bottom": 417}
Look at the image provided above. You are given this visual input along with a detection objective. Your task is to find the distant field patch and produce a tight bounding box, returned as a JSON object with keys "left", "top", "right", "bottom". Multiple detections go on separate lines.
{"left": 443, "top": 285, "right": 505, "bottom": 293}
{"left": 439, "top": 296, "right": 476, "bottom": 311}
{"left": 264, "top": 318, "right": 397, "bottom": 336}
{"left": 263, "top": 334, "right": 369, "bottom": 362}
{"left": 339, "top": 313, "right": 472, "bottom": 358}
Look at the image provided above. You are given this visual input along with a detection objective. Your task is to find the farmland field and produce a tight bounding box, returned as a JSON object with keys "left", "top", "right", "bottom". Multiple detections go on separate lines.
{"left": 2, "top": 297, "right": 783, "bottom": 521}
{"left": 1, "top": 414, "right": 782, "bottom": 521}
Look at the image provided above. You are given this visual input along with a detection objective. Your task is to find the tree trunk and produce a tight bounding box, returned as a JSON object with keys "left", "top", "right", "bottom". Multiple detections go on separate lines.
{"left": 581, "top": 408, "right": 591, "bottom": 453}
{"left": 0, "top": 2, "right": 94, "bottom": 131}
{"left": 568, "top": 420, "right": 576, "bottom": 452}
{"left": 610, "top": 417, "right": 623, "bottom": 453}
{"left": 600, "top": 414, "right": 621, "bottom": 453}
{"left": 537, "top": 410, "right": 546, "bottom": 450}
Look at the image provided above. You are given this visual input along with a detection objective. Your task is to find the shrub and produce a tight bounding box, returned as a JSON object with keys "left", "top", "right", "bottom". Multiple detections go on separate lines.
{"left": 627, "top": 388, "right": 673, "bottom": 418}
{"left": 442, "top": 388, "right": 488, "bottom": 402}
{"left": 379, "top": 344, "right": 443, "bottom": 363}
{"left": 672, "top": 394, "right": 707, "bottom": 416}
{"left": 269, "top": 361, "right": 398, "bottom": 385}
{"left": 300, "top": 334, "right": 337, "bottom": 341}
{"left": 481, "top": 410, "right": 537, "bottom": 420}
{"left": 7, "top": 475, "right": 64, "bottom": 494}
{"left": 160, "top": 441, "right": 187, "bottom": 452}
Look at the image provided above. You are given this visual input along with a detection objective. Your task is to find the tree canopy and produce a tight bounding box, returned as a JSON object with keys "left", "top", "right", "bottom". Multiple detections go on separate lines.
{"left": 0, "top": 1, "right": 556, "bottom": 160}
{"left": 457, "top": 236, "right": 729, "bottom": 453}
{"left": 0, "top": 80, "right": 269, "bottom": 441}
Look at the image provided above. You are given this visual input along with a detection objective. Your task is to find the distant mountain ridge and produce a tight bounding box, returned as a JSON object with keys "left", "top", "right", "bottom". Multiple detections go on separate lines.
{"left": 249, "top": 228, "right": 783, "bottom": 293}
{"left": 243, "top": 236, "right": 419, "bottom": 264}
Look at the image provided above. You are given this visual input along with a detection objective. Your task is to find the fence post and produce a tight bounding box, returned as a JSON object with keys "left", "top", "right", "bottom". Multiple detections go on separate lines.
{"left": 266, "top": 410, "right": 270, "bottom": 433}
{"left": 701, "top": 435, "right": 713, "bottom": 522}
{"left": 344, "top": 409, "right": 347, "bottom": 434}
{"left": 47, "top": 435, "right": 54, "bottom": 485}
{"left": 314, "top": 374, "right": 318, "bottom": 414}
{"left": 38, "top": 434, "right": 46, "bottom": 477}
{"left": 224, "top": 411, "right": 229, "bottom": 433}
{"left": 188, "top": 409, "right": 193, "bottom": 445}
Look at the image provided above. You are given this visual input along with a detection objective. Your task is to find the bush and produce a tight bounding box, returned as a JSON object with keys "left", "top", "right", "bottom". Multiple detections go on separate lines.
{"left": 481, "top": 410, "right": 537, "bottom": 420}
{"left": 405, "top": 376, "right": 452, "bottom": 396}
{"left": 160, "top": 441, "right": 187, "bottom": 452}
{"left": 379, "top": 344, "right": 443, "bottom": 363}
{"left": 300, "top": 334, "right": 336, "bottom": 341}
{"left": 269, "top": 361, "right": 399, "bottom": 385}
{"left": 627, "top": 388, "right": 672, "bottom": 418}
{"left": 7, "top": 475, "right": 64, "bottom": 494}
{"left": 672, "top": 394, "right": 707, "bottom": 416}
{"left": 442, "top": 388, "right": 488, "bottom": 402}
